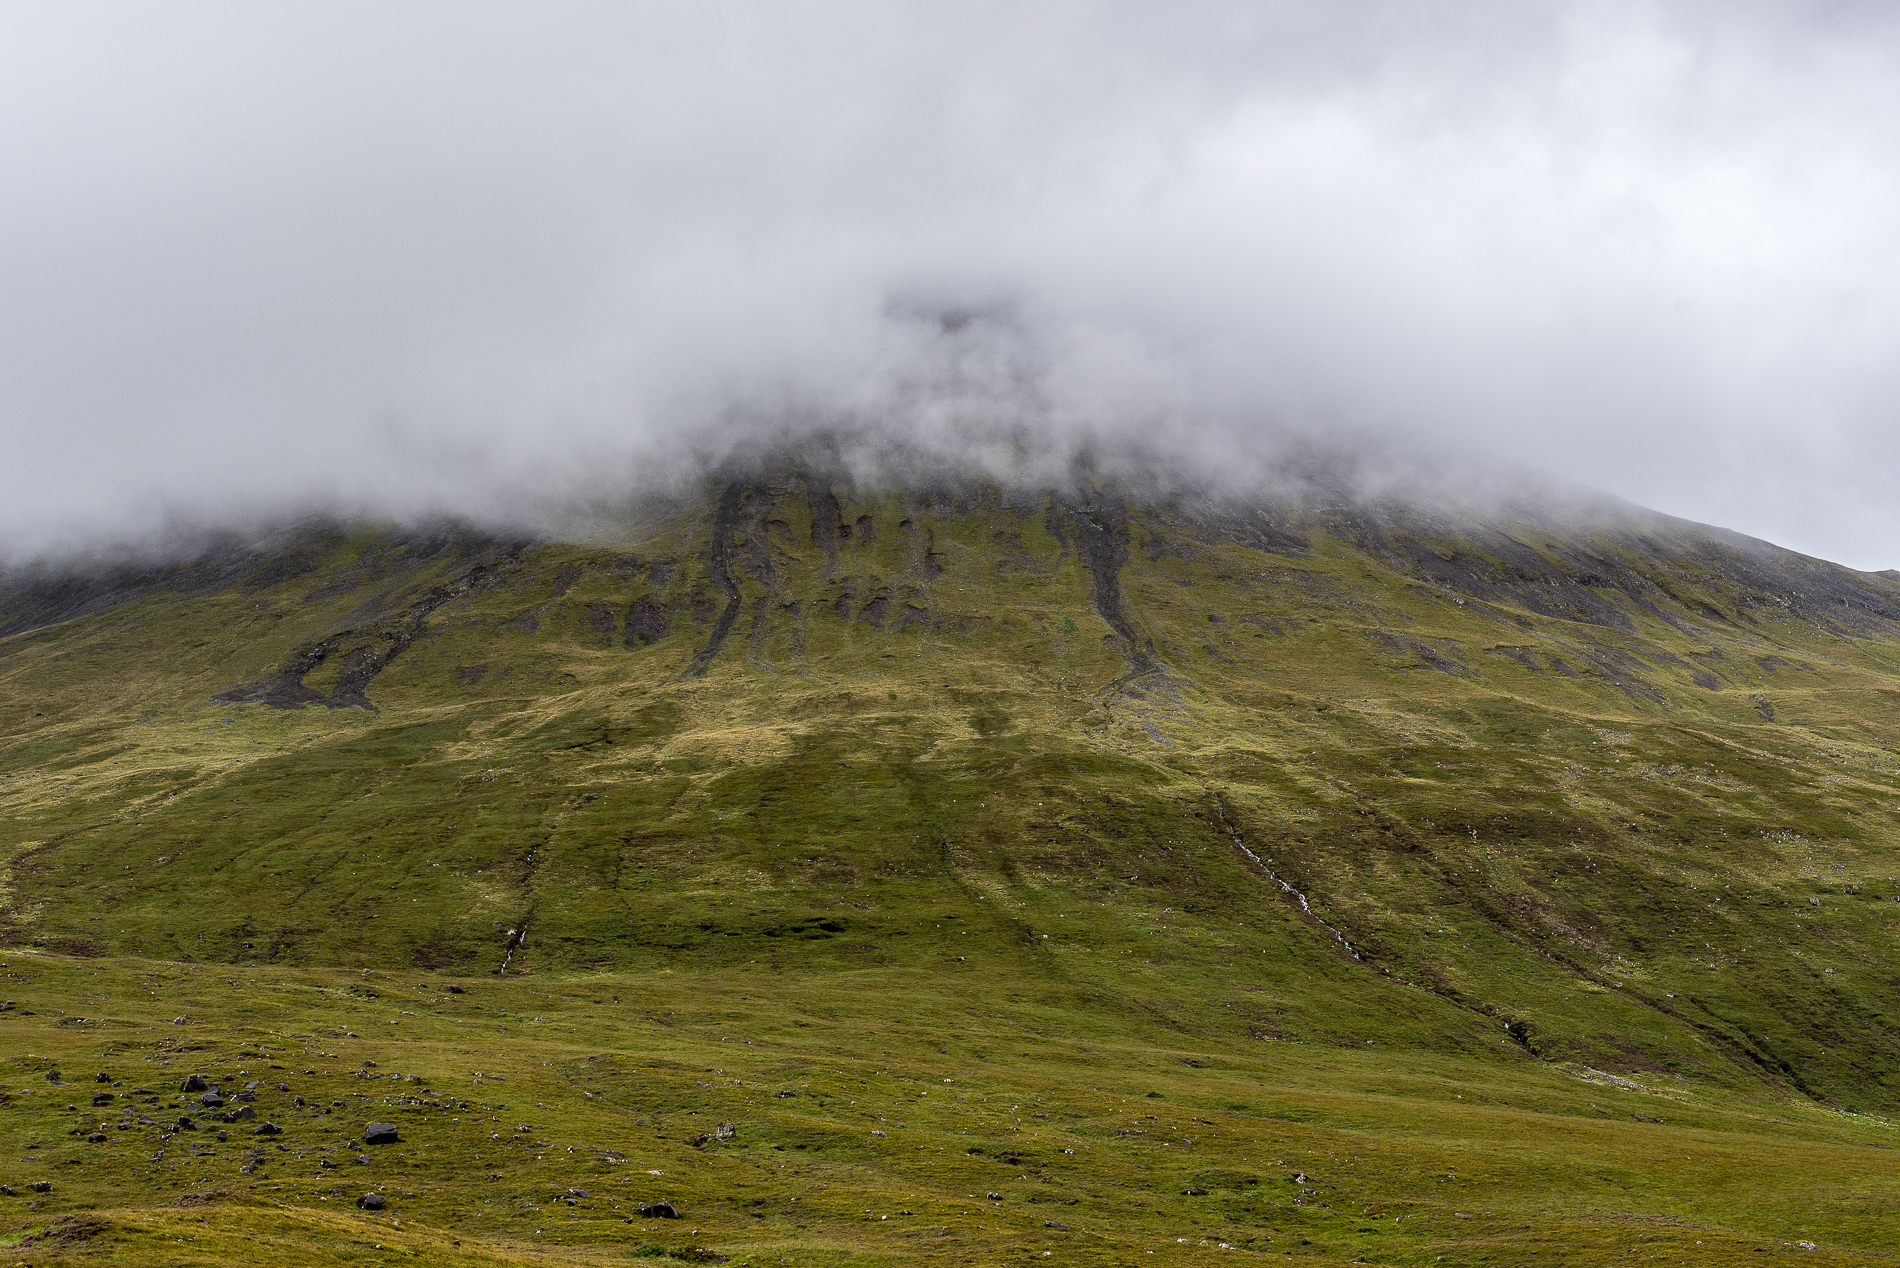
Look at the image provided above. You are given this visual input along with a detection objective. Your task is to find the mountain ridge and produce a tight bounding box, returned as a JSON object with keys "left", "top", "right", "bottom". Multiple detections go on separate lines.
{"left": 8, "top": 466, "right": 1900, "bottom": 1259}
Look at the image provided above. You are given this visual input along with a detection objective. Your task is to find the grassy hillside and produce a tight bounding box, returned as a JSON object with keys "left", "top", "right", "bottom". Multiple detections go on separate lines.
{"left": 5, "top": 470, "right": 1900, "bottom": 1262}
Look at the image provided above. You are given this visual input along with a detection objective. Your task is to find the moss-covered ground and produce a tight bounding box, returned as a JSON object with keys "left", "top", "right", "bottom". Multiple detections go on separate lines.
{"left": 5, "top": 474, "right": 1900, "bottom": 1261}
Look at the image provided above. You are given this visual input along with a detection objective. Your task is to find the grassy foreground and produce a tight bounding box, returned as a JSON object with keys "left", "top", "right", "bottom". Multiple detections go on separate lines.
{"left": 3, "top": 951, "right": 1899, "bottom": 1266}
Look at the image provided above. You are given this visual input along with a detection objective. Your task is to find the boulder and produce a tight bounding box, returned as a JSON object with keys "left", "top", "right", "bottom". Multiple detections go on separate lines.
{"left": 640, "top": 1201, "right": 680, "bottom": 1219}
{"left": 92, "top": 1093, "right": 114, "bottom": 1106}
{"left": 87, "top": 1132, "right": 107, "bottom": 1143}
{"left": 181, "top": 1075, "right": 208, "bottom": 1093}
{"left": 199, "top": 1090, "right": 224, "bottom": 1107}
{"left": 95, "top": 1073, "right": 111, "bottom": 1083}
{"left": 362, "top": 1122, "right": 400, "bottom": 1145}
{"left": 30, "top": 1182, "right": 51, "bottom": 1194}
{"left": 252, "top": 1121, "right": 282, "bottom": 1136}
{"left": 44, "top": 1070, "right": 61, "bottom": 1083}
{"left": 356, "top": 1193, "right": 387, "bottom": 1210}
{"left": 447, "top": 985, "right": 466, "bottom": 994}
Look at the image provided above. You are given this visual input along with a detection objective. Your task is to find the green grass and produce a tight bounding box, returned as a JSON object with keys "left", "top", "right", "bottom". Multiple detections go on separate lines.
{"left": 5, "top": 476, "right": 1900, "bottom": 1261}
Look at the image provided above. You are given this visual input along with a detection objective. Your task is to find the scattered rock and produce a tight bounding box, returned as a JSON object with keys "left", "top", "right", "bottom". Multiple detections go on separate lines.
{"left": 87, "top": 1133, "right": 107, "bottom": 1144}
{"left": 0, "top": 1185, "right": 12, "bottom": 1195}
{"left": 362, "top": 1122, "right": 400, "bottom": 1145}
{"left": 447, "top": 986, "right": 466, "bottom": 994}
{"left": 356, "top": 1193, "right": 387, "bottom": 1210}
{"left": 871, "top": 1130, "right": 887, "bottom": 1138}
{"left": 181, "top": 1075, "right": 208, "bottom": 1093}
{"left": 987, "top": 1192, "right": 1004, "bottom": 1201}
{"left": 641, "top": 1201, "right": 680, "bottom": 1219}
{"left": 45, "top": 1070, "right": 61, "bottom": 1083}
{"left": 1182, "top": 1187, "right": 1208, "bottom": 1196}
{"left": 1045, "top": 1220, "right": 1073, "bottom": 1230}
{"left": 252, "top": 1122, "right": 282, "bottom": 1136}
{"left": 30, "top": 1182, "right": 51, "bottom": 1193}
{"left": 199, "top": 1090, "right": 224, "bottom": 1107}
{"left": 216, "top": 1130, "right": 227, "bottom": 1142}
{"left": 94, "top": 1073, "right": 111, "bottom": 1084}
{"left": 92, "top": 1093, "right": 114, "bottom": 1106}
{"left": 714, "top": 1122, "right": 736, "bottom": 1140}
{"left": 229, "top": 1105, "right": 255, "bottom": 1121}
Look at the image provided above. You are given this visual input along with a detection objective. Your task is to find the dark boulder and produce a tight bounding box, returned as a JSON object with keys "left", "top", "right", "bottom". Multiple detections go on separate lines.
{"left": 362, "top": 1122, "right": 400, "bottom": 1145}
{"left": 95, "top": 1073, "right": 111, "bottom": 1083}
{"left": 44, "top": 1070, "right": 61, "bottom": 1083}
{"left": 356, "top": 1193, "right": 387, "bottom": 1210}
{"left": 199, "top": 1090, "right": 224, "bottom": 1107}
{"left": 87, "top": 1133, "right": 107, "bottom": 1143}
{"left": 30, "top": 1182, "right": 51, "bottom": 1194}
{"left": 640, "top": 1201, "right": 680, "bottom": 1219}
{"left": 447, "top": 985, "right": 465, "bottom": 994}
{"left": 92, "top": 1093, "right": 114, "bottom": 1106}
{"left": 252, "top": 1121, "right": 282, "bottom": 1136}
{"left": 181, "top": 1075, "right": 208, "bottom": 1093}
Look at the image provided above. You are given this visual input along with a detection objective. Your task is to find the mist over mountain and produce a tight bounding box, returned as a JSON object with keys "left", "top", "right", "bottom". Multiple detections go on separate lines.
{"left": 5, "top": 2, "right": 1900, "bottom": 568}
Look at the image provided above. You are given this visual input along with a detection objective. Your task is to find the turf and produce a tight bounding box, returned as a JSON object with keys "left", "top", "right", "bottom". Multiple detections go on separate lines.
{"left": 4, "top": 472, "right": 1900, "bottom": 1262}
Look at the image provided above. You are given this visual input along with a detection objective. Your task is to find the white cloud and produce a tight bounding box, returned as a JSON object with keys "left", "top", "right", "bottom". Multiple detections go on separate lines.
{"left": 3, "top": 1, "right": 1900, "bottom": 565}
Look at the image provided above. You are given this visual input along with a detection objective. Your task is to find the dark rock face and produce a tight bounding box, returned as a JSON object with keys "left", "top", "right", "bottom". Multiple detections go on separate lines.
{"left": 624, "top": 596, "right": 670, "bottom": 646}
{"left": 640, "top": 1201, "right": 680, "bottom": 1219}
{"left": 362, "top": 1122, "right": 400, "bottom": 1145}
{"left": 357, "top": 1193, "right": 387, "bottom": 1210}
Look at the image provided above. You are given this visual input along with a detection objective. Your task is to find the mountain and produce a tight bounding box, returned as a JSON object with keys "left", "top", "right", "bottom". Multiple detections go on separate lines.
{"left": 6, "top": 464, "right": 1900, "bottom": 1263}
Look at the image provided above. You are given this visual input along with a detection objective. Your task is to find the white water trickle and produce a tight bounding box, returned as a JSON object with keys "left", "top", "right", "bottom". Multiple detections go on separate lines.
{"left": 1213, "top": 796, "right": 1361, "bottom": 961}
{"left": 498, "top": 923, "right": 528, "bottom": 974}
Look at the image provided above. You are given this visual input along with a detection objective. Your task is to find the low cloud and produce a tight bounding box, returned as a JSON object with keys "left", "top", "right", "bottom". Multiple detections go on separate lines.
{"left": 3, "top": 2, "right": 1900, "bottom": 565}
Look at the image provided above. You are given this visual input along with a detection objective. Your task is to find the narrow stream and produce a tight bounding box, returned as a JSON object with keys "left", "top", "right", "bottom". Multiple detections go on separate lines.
{"left": 1213, "top": 795, "right": 1362, "bottom": 961}
{"left": 497, "top": 922, "right": 528, "bottom": 974}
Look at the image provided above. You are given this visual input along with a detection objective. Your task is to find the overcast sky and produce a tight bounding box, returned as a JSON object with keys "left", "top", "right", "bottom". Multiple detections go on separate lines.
{"left": 4, "top": 2, "right": 1900, "bottom": 566}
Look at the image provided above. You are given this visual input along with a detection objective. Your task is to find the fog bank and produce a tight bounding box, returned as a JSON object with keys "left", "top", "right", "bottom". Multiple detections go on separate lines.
{"left": 4, "top": 2, "right": 1900, "bottom": 567}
